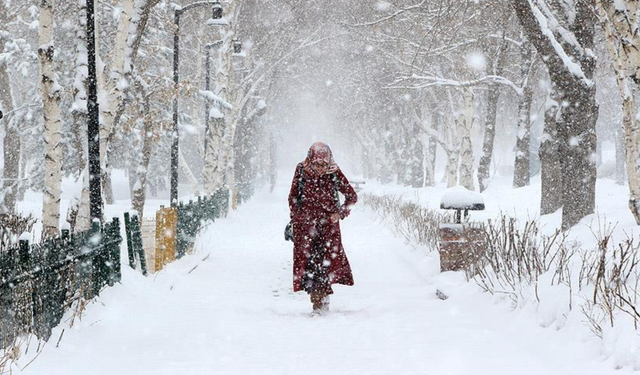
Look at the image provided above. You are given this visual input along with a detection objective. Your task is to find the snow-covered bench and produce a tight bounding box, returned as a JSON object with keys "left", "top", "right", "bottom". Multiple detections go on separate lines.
{"left": 439, "top": 186, "right": 485, "bottom": 224}
{"left": 438, "top": 186, "right": 486, "bottom": 273}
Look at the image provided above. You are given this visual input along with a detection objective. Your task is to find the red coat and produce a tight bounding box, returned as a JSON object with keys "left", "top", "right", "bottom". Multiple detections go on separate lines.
{"left": 288, "top": 163, "right": 358, "bottom": 293}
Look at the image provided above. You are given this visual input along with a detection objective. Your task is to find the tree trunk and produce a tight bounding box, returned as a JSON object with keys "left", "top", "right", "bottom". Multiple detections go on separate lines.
{"left": 203, "top": 2, "right": 236, "bottom": 196}
{"left": 445, "top": 147, "right": 459, "bottom": 188}
{"left": 132, "top": 95, "right": 154, "bottom": 217}
{"left": 39, "top": 0, "right": 63, "bottom": 238}
{"left": 204, "top": 117, "right": 226, "bottom": 195}
{"left": 597, "top": 1, "right": 640, "bottom": 223}
{"left": 102, "top": 0, "right": 160, "bottom": 205}
{"left": 0, "top": 0, "right": 20, "bottom": 214}
{"left": 512, "top": 0, "right": 598, "bottom": 229}
{"left": 458, "top": 89, "right": 475, "bottom": 191}
{"left": 71, "top": 0, "right": 88, "bottom": 176}
{"left": 0, "top": 63, "right": 19, "bottom": 214}
{"left": 513, "top": 41, "right": 536, "bottom": 188}
{"left": 539, "top": 96, "right": 563, "bottom": 215}
{"left": 477, "top": 39, "right": 508, "bottom": 192}
{"left": 424, "top": 110, "right": 439, "bottom": 187}
{"left": 557, "top": 84, "right": 598, "bottom": 229}
{"left": 512, "top": 84, "right": 533, "bottom": 188}
{"left": 70, "top": 0, "right": 90, "bottom": 232}
{"left": 179, "top": 149, "right": 200, "bottom": 196}
{"left": 75, "top": 166, "right": 91, "bottom": 233}
{"left": 615, "top": 127, "right": 625, "bottom": 185}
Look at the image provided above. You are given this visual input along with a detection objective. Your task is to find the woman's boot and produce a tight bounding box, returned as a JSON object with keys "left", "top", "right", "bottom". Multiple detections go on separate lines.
{"left": 320, "top": 295, "right": 330, "bottom": 313}
{"left": 310, "top": 293, "right": 323, "bottom": 311}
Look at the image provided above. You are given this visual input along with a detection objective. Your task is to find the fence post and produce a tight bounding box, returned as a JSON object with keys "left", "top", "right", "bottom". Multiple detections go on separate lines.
{"left": 109, "top": 217, "right": 122, "bottom": 284}
{"left": 18, "top": 234, "right": 29, "bottom": 265}
{"left": 176, "top": 203, "right": 186, "bottom": 259}
{"left": 131, "top": 215, "right": 148, "bottom": 276}
{"left": 61, "top": 225, "right": 70, "bottom": 241}
{"left": 90, "top": 219, "right": 103, "bottom": 298}
{"left": 123, "top": 212, "right": 136, "bottom": 269}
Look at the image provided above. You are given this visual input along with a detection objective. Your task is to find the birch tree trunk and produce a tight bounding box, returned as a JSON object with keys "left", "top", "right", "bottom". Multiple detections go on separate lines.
{"left": 71, "top": 0, "right": 88, "bottom": 176}
{"left": 39, "top": 0, "right": 63, "bottom": 237}
{"left": 179, "top": 149, "right": 200, "bottom": 196}
{"left": 75, "top": 167, "right": 92, "bottom": 233}
{"left": 204, "top": 1, "right": 237, "bottom": 195}
{"left": 0, "top": 7, "right": 20, "bottom": 213}
{"left": 98, "top": 0, "right": 133, "bottom": 204}
{"left": 458, "top": 89, "right": 475, "bottom": 191}
{"left": 0, "top": 59, "right": 19, "bottom": 214}
{"left": 101, "top": 0, "right": 159, "bottom": 204}
{"left": 443, "top": 116, "right": 459, "bottom": 188}
{"left": 424, "top": 109, "right": 439, "bottom": 187}
{"left": 72, "top": 0, "right": 91, "bottom": 232}
{"left": 132, "top": 94, "right": 153, "bottom": 217}
{"left": 597, "top": 0, "right": 640, "bottom": 224}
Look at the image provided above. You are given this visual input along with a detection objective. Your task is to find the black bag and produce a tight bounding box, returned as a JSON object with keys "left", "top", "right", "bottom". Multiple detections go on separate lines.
{"left": 284, "top": 220, "right": 294, "bottom": 241}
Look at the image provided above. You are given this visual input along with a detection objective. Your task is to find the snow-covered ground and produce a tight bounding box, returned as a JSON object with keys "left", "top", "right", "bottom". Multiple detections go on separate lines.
{"left": 10, "top": 177, "right": 634, "bottom": 374}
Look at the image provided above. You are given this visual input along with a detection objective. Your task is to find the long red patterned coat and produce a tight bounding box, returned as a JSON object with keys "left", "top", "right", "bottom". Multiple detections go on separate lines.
{"left": 288, "top": 163, "right": 358, "bottom": 293}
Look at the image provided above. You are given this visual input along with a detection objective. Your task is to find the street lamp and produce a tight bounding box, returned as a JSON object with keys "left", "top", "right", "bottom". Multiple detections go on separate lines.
{"left": 171, "top": 1, "right": 224, "bottom": 206}
{"left": 87, "top": 0, "right": 102, "bottom": 221}
{"left": 212, "top": 1, "right": 222, "bottom": 19}
{"left": 233, "top": 39, "right": 242, "bottom": 54}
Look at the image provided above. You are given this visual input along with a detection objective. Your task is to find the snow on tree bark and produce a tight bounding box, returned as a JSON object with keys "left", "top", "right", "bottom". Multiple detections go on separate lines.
{"left": 132, "top": 91, "right": 153, "bottom": 217}
{"left": 597, "top": 0, "right": 640, "bottom": 224}
{"left": 39, "top": 0, "right": 63, "bottom": 237}
{"left": 101, "top": 0, "right": 159, "bottom": 204}
{"left": 512, "top": 0, "right": 598, "bottom": 229}
{"left": 458, "top": 88, "right": 475, "bottom": 191}
{"left": 71, "top": 0, "right": 92, "bottom": 232}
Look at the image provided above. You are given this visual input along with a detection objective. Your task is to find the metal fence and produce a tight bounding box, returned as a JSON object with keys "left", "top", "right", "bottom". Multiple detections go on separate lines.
{"left": 0, "top": 218, "right": 122, "bottom": 349}
{"left": 177, "top": 189, "right": 229, "bottom": 258}
{"left": 123, "top": 189, "right": 231, "bottom": 274}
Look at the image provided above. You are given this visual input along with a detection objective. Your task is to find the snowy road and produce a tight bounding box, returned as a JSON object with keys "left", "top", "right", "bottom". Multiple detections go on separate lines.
{"left": 17, "top": 181, "right": 630, "bottom": 375}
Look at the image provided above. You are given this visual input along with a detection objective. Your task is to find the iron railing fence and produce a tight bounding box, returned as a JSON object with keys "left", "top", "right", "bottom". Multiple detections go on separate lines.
{"left": 0, "top": 218, "right": 122, "bottom": 349}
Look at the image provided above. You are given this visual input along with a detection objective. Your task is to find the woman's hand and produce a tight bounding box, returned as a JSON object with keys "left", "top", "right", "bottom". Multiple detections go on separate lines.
{"left": 339, "top": 206, "right": 351, "bottom": 219}
{"left": 330, "top": 213, "right": 340, "bottom": 223}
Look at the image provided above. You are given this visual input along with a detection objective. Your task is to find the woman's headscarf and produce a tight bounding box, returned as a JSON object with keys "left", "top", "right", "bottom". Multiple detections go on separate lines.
{"left": 303, "top": 142, "right": 339, "bottom": 176}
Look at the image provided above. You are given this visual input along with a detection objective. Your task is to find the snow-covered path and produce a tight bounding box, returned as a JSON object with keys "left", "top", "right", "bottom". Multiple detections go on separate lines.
{"left": 18, "top": 181, "right": 630, "bottom": 375}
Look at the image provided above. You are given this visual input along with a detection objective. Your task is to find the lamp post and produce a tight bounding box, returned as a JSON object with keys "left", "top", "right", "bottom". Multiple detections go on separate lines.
{"left": 86, "top": 0, "right": 102, "bottom": 221}
{"left": 171, "top": 1, "right": 224, "bottom": 206}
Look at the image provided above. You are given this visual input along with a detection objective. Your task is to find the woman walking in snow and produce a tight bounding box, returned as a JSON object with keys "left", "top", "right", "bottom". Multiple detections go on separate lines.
{"left": 288, "top": 142, "right": 358, "bottom": 315}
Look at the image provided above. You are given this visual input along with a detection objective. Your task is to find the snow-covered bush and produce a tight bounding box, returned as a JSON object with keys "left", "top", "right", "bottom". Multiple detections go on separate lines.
{"left": 360, "top": 193, "right": 445, "bottom": 251}
{"left": 362, "top": 193, "right": 640, "bottom": 369}
{"left": 0, "top": 214, "right": 36, "bottom": 251}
